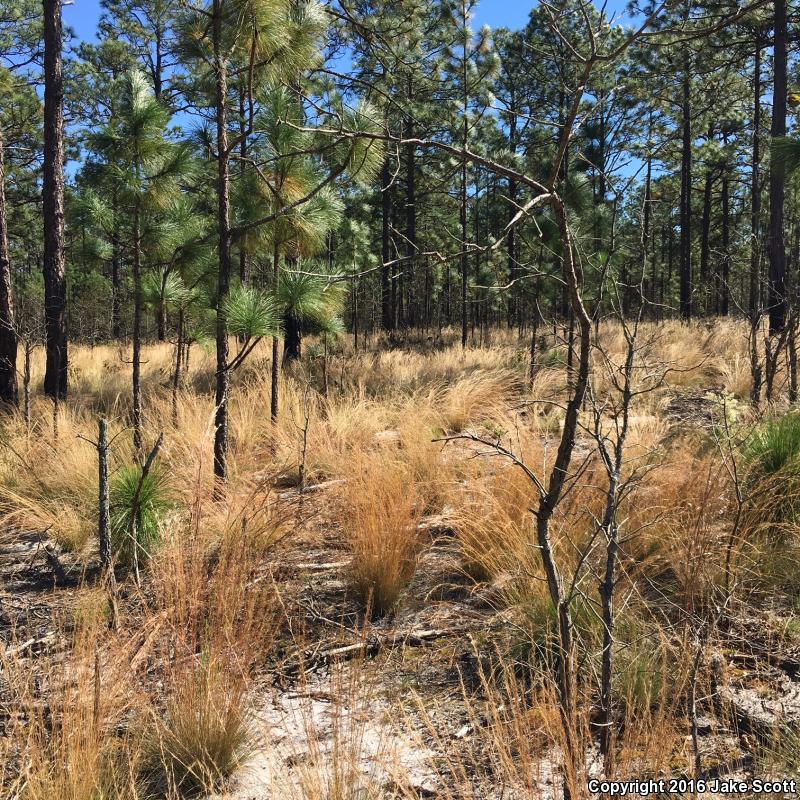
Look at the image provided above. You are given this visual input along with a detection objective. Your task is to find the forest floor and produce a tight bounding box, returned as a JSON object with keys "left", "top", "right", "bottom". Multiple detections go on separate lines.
{"left": 3, "top": 320, "right": 800, "bottom": 799}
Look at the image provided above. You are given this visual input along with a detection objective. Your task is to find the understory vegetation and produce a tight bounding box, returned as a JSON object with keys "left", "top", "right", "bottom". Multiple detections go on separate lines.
{"left": 4, "top": 0, "right": 800, "bottom": 797}
{"left": 3, "top": 320, "right": 800, "bottom": 798}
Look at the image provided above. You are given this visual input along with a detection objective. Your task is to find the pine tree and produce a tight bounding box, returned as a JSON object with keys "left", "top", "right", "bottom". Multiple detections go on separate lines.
{"left": 91, "top": 70, "right": 193, "bottom": 451}
{"left": 42, "top": 0, "right": 67, "bottom": 399}
{"left": 180, "top": 0, "right": 337, "bottom": 481}
{"left": 0, "top": 78, "right": 15, "bottom": 408}
{"left": 768, "top": 0, "right": 788, "bottom": 333}
{"left": 241, "top": 85, "right": 343, "bottom": 420}
{"left": 99, "top": 0, "right": 181, "bottom": 105}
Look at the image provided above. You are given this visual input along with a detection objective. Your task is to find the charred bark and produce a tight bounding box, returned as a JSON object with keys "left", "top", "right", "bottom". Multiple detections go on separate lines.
{"left": 42, "top": 0, "right": 67, "bottom": 399}
{"left": 0, "top": 127, "right": 17, "bottom": 408}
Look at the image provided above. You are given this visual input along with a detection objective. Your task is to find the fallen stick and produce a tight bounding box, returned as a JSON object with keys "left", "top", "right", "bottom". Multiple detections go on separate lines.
{"left": 2, "top": 632, "right": 57, "bottom": 660}
{"left": 292, "top": 559, "right": 351, "bottom": 571}
{"left": 282, "top": 626, "right": 470, "bottom": 675}
{"left": 279, "top": 478, "right": 346, "bottom": 500}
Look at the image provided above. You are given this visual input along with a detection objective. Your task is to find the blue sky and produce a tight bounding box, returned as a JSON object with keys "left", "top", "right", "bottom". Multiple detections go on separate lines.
{"left": 63, "top": 1, "right": 532, "bottom": 42}
{"left": 63, "top": 0, "right": 634, "bottom": 47}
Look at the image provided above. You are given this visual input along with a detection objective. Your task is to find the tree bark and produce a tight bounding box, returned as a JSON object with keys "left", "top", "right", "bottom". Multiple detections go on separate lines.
{"left": 238, "top": 86, "right": 249, "bottom": 284}
{"left": 172, "top": 307, "right": 182, "bottom": 427}
{"left": 460, "top": 10, "right": 469, "bottom": 349}
{"left": 768, "top": 0, "right": 788, "bottom": 334}
{"left": 405, "top": 101, "right": 416, "bottom": 332}
{"left": 98, "top": 418, "right": 111, "bottom": 573}
{"left": 460, "top": 137, "right": 468, "bottom": 348}
{"left": 111, "top": 199, "right": 122, "bottom": 339}
{"left": 598, "top": 335, "right": 634, "bottom": 774}
{"left": 282, "top": 314, "right": 301, "bottom": 363}
{"left": 0, "top": 127, "right": 17, "bottom": 408}
{"left": 132, "top": 200, "right": 143, "bottom": 453}
{"left": 543, "top": 194, "right": 592, "bottom": 800}
{"left": 721, "top": 168, "right": 730, "bottom": 316}
{"left": 699, "top": 162, "right": 713, "bottom": 311}
{"left": 507, "top": 98, "right": 518, "bottom": 328}
{"left": 750, "top": 33, "right": 762, "bottom": 317}
{"left": 42, "top": 0, "right": 67, "bottom": 399}
{"left": 270, "top": 240, "right": 280, "bottom": 423}
{"left": 642, "top": 148, "right": 652, "bottom": 305}
{"left": 679, "top": 63, "right": 692, "bottom": 321}
{"left": 212, "top": 0, "right": 231, "bottom": 483}
{"left": 380, "top": 157, "right": 393, "bottom": 331}
{"left": 156, "top": 290, "right": 166, "bottom": 341}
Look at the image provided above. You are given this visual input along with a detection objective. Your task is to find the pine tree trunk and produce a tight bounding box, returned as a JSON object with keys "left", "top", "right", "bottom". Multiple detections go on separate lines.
{"left": 132, "top": 200, "right": 143, "bottom": 454}
{"left": 721, "top": 170, "right": 730, "bottom": 316}
{"left": 283, "top": 315, "right": 301, "bottom": 363}
{"left": 460, "top": 138, "right": 468, "bottom": 349}
{"left": 699, "top": 164, "right": 713, "bottom": 312}
{"left": 750, "top": 34, "right": 762, "bottom": 317}
{"left": 23, "top": 341, "right": 31, "bottom": 432}
{"left": 98, "top": 418, "right": 111, "bottom": 572}
{"left": 156, "top": 291, "right": 166, "bottom": 341}
{"left": 111, "top": 206, "right": 121, "bottom": 339}
{"left": 238, "top": 87, "right": 249, "bottom": 284}
{"left": 460, "top": 16, "right": 469, "bottom": 350}
{"left": 172, "top": 308, "right": 183, "bottom": 427}
{"left": 642, "top": 147, "right": 652, "bottom": 305}
{"left": 270, "top": 241, "right": 280, "bottom": 423}
{"left": 507, "top": 95, "right": 518, "bottom": 328}
{"left": 42, "top": 0, "right": 67, "bottom": 399}
{"left": 153, "top": 23, "right": 163, "bottom": 102}
{"left": 768, "top": 0, "right": 788, "bottom": 334}
{"left": 212, "top": 0, "right": 231, "bottom": 483}
{"left": 0, "top": 127, "right": 17, "bottom": 408}
{"left": 789, "top": 322, "right": 798, "bottom": 402}
{"left": 354, "top": 264, "right": 358, "bottom": 350}
{"left": 380, "top": 157, "right": 393, "bottom": 331}
{"left": 405, "top": 78, "right": 416, "bottom": 332}
{"left": 679, "top": 61, "right": 692, "bottom": 321}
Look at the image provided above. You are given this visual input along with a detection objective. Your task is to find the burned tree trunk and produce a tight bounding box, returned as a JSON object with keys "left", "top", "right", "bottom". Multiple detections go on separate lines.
{"left": 42, "top": 0, "right": 67, "bottom": 399}
{"left": 768, "top": 0, "right": 788, "bottom": 334}
{"left": 212, "top": 0, "right": 231, "bottom": 482}
{"left": 0, "top": 127, "right": 17, "bottom": 408}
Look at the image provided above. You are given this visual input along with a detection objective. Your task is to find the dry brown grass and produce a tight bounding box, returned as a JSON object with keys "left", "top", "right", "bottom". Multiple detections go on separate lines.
{"left": 439, "top": 369, "right": 519, "bottom": 432}
{"left": 1, "top": 619, "right": 142, "bottom": 800}
{"left": 340, "top": 453, "right": 423, "bottom": 617}
{"left": 452, "top": 460, "right": 539, "bottom": 584}
{"left": 1, "top": 321, "right": 793, "bottom": 798}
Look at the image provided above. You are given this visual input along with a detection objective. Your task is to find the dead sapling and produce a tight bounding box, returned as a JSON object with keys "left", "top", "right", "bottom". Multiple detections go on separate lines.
{"left": 78, "top": 417, "right": 126, "bottom": 629}
{"left": 297, "top": 384, "right": 313, "bottom": 494}
{"left": 585, "top": 298, "right": 663, "bottom": 777}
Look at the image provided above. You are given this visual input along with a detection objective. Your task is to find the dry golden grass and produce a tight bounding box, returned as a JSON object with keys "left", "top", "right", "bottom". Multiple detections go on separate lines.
{"left": 2, "top": 320, "right": 795, "bottom": 798}
{"left": 452, "top": 460, "right": 539, "bottom": 584}
{"left": 439, "top": 369, "right": 520, "bottom": 433}
{"left": 143, "top": 655, "right": 255, "bottom": 796}
{"left": 2, "top": 619, "right": 142, "bottom": 800}
{"left": 340, "top": 453, "right": 423, "bottom": 617}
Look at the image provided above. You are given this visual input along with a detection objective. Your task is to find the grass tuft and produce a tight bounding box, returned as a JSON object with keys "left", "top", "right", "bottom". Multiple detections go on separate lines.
{"left": 342, "top": 455, "right": 422, "bottom": 617}
{"left": 145, "top": 655, "right": 254, "bottom": 796}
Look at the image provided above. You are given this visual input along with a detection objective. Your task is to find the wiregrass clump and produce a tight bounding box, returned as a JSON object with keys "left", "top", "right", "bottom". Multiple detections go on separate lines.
{"left": 141, "top": 502, "right": 281, "bottom": 794}
{"left": 2, "top": 620, "right": 141, "bottom": 800}
{"left": 742, "top": 411, "right": 800, "bottom": 536}
{"left": 342, "top": 455, "right": 422, "bottom": 617}
{"left": 144, "top": 654, "right": 254, "bottom": 796}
